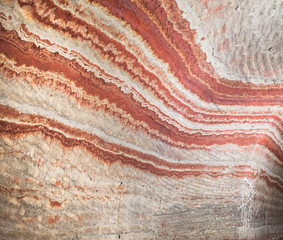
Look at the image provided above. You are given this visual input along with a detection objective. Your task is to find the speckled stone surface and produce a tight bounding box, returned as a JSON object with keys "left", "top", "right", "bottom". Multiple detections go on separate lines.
{"left": 0, "top": 0, "right": 282, "bottom": 239}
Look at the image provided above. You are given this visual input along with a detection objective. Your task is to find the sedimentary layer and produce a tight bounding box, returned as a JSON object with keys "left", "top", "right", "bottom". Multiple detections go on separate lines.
{"left": 0, "top": 0, "right": 282, "bottom": 239}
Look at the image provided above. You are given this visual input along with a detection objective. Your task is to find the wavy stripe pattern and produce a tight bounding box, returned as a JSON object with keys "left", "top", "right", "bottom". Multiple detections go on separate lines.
{"left": 0, "top": 0, "right": 282, "bottom": 239}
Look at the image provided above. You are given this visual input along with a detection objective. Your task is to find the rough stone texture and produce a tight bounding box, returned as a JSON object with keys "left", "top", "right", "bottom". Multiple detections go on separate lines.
{"left": 183, "top": 0, "right": 283, "bottom": 83}
{"left": 0, "top": 0, "right": 282, "bottom": 239}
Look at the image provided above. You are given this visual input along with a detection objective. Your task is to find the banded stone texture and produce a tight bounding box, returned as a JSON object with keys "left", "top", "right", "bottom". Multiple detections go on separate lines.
{"left": 0, "top": 0, "right": 282, "bottom": 239}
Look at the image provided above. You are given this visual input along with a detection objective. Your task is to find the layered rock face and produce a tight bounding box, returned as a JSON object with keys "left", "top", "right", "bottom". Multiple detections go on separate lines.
{"left": 0, "top": 0, "right": 282, "bottom": 239}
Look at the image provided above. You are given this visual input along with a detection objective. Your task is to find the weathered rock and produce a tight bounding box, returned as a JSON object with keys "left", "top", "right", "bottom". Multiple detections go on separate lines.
{"left": 0, "top": 0, "right": 282, "bottom": 239}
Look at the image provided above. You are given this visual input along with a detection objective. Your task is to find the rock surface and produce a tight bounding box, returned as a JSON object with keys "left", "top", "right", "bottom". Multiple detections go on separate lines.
{"left": 0, "top": 0, "right": 282, "bottom": 239}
